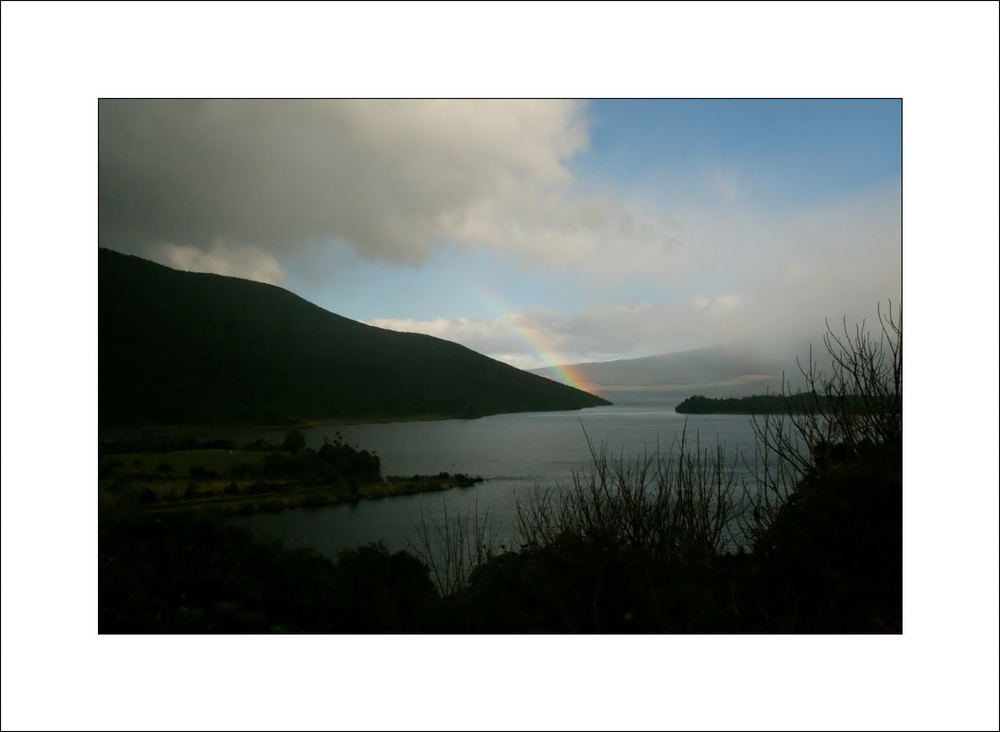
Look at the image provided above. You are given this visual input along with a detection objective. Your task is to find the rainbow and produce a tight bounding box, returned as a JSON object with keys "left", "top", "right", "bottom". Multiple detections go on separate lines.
{"left": 474, "top": 288, "right": 603, "bottom": 397}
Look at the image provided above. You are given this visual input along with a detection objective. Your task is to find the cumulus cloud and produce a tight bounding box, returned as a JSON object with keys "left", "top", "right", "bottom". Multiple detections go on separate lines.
{"left": 99, "top": 100, "right": 670, "bottom": 278}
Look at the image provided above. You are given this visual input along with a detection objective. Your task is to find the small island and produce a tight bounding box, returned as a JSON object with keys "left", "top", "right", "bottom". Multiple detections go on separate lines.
{"left": 99, "top": 430, "right": 484, "bottom": 517}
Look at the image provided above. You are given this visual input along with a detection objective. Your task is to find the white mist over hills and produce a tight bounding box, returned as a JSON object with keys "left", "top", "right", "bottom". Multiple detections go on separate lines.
{"left": 530, "top": 342, "right": 807, "bottom": 403}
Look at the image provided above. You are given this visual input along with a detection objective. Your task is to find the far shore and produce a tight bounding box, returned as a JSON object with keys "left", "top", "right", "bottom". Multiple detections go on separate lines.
{"left": 99, "top": 403, "right": 610, "bottom": 446}
{"left": 99, "top": 413, "right": 463, "bottom": 445}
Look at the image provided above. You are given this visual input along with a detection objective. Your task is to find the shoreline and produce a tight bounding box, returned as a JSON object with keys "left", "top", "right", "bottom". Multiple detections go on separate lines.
{"left": 99, "top": 403, "right": 611, "bottom": 445}
{"left": 144, "top": 479, "right": 482, "bottom": 517}
{"left": 99, "top": 413, "right": 463, "bottom": 445}
{"left": 104, "top": 473, "right": 485, "bottom": 518}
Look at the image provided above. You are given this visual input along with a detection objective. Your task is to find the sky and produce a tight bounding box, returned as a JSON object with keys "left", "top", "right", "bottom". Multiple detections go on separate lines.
{"left": 99, "top": 98, "right": 901, "bottom": 371}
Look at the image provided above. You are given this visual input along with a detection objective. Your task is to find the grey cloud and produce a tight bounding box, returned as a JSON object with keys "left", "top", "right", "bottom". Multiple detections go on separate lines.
{"left": 99, "top": 99, "right": 648, "bottom": 275}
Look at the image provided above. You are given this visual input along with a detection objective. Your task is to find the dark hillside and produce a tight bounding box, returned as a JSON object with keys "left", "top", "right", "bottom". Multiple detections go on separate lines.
{"left": 99, "top": 249, "right": 609, "bottom": 426}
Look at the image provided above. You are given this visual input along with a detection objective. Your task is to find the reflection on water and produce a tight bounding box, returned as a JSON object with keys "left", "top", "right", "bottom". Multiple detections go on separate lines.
{"left": 227, "top": 403, "right": 759, "bottom": 558}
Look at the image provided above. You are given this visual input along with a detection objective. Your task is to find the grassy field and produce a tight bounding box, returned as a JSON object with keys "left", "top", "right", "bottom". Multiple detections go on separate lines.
{"left": 101, "top": 449, "right": 273, "bottom": 480}
{"left": 99, "top": 447, "right": 483, "bottom": 516}
{"left": 99, "top": 449, "right": 289, "bottom": 508}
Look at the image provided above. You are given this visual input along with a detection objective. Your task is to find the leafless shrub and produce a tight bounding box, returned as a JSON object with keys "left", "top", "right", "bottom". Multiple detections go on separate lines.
{"left": 743, "top": 300, "right": 902, "bottom": 545}
{"left": 516, "top": 425, "right": 742, "bottom": 563}
{"left": 406, "top": 496, "right": 499, "bottom": 596}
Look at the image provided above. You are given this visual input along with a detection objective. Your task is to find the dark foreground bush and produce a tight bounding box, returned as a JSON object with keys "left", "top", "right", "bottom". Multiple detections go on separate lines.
{"left": 749, "top": 436, "right": 903, "bottom": 631}
{"left": 432, "top": 439, "right": 900, "bottom": 633}
{"left": 99, "top": 511, "right": 437, "bottom": 633}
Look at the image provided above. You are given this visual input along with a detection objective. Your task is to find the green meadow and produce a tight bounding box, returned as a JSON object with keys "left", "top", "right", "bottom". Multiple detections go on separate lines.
{"left": 101, "top": 448, "right": 273, "bottom": 480}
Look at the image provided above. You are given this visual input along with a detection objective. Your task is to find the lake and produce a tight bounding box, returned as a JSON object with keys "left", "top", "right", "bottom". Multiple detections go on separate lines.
{"left": 226, "top": 399, "right": 762, "bottom": 559}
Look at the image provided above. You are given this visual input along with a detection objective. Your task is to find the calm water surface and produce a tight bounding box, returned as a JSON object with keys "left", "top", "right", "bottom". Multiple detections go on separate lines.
{"left": 227, "top": 402, "right": 759, "bottom": 558}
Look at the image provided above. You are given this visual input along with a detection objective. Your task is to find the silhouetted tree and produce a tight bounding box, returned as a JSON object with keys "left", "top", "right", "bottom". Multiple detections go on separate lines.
{"left": 282, "top": 429, "right": 305, "bottom": 452}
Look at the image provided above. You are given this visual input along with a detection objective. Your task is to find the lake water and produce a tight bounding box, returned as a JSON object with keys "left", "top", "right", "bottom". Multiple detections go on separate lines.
{"left": 227, "top": 400, "right": 762, "bottom": 559}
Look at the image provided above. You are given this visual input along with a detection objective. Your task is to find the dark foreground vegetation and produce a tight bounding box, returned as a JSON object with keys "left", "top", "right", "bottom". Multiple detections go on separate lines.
{"left": 100, "top": 303, "right": 901, "bottom": 633}
{"left": 100, "top": 513, "right": 438, "bottom": 633}
{"left": 99, "top": 248, "right": 608, "bottom": 427}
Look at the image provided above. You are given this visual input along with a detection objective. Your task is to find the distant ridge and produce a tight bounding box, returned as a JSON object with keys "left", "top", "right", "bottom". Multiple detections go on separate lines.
{"left": 99, "top": 249, "right": 609, "bottom": 427}
{"left": 530, "top": 344, "right": 788, "bottom": 400}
